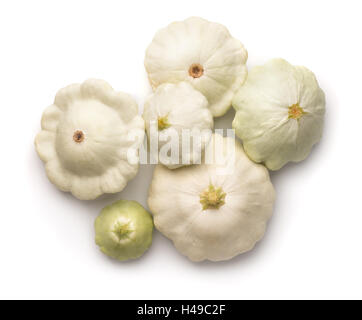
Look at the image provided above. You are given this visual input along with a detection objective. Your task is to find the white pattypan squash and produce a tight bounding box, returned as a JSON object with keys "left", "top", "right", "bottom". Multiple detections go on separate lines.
{"left": 232, "top": 58, "right": 326, "bottom": 170}
{"left": 142, "top": 82, "right": 213, "bottom": 169}
{"left": 144, "top": 17, "right": 248, "bottom": 117}
{"left": 35, "top": 79, "right": 145, "bottom": 200}
{"left": 148, "top": 134, "right": 275, "bottom": 262}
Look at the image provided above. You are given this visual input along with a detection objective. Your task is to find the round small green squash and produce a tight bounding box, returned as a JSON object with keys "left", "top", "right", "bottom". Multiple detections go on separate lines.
{"left": 95, "top": 200, "right": 153, "bottom": 261}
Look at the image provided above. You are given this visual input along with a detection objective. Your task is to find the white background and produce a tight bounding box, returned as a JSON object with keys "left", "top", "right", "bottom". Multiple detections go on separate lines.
{"left": 0, "top": 0, "right": 361, "bottom": 300}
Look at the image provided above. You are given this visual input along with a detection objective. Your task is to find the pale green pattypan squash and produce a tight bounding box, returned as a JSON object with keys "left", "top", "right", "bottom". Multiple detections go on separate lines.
{"left": 34, "top": 79, "right": 145, "bottom": 200}
{"left": 148, "top": 134, "right": 275, "bottom": 262}
{"left": 95, "top": 200, "right": 153, "bottom": 261}
{"left": 144, "top": 17, "right": 248, "bottom": 117}
{"left": 142, "top": 82, "right": 213, "bottom": 169}
{"left": 232, "top": 58, "right": 326, "bottom": 170}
